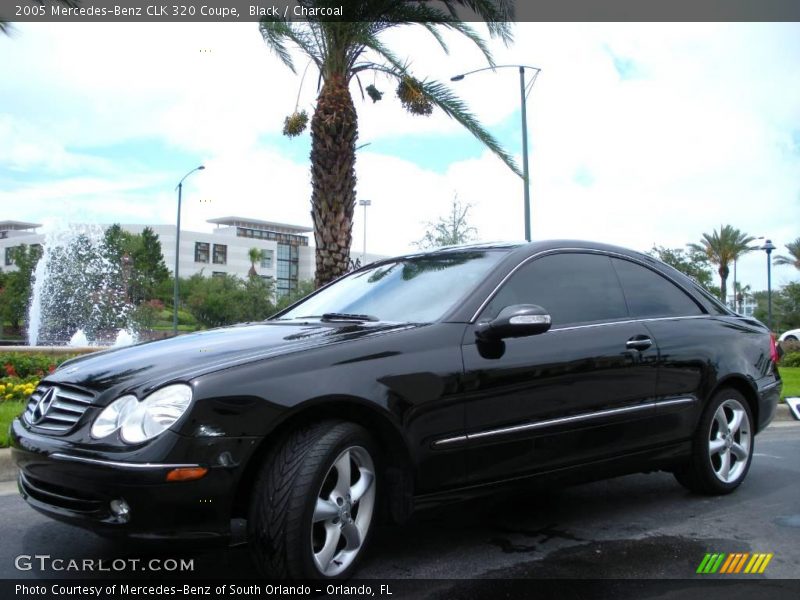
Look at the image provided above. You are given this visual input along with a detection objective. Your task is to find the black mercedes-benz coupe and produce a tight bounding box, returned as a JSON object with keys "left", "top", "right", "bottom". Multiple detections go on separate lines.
{"left": 11, "top": 241, "right": 781, "bottom": 578}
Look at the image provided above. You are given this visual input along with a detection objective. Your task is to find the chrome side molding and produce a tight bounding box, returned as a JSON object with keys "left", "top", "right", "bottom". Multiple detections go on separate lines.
{"left": 433, "top": 397, "right": 696, "bottom": 448}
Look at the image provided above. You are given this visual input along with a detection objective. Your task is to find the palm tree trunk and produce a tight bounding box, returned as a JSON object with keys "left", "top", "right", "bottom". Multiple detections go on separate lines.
{"left": 310, "top": 73, "right": 358, "bottom": 287}
{"left": 719, "top": 265, "right": 729, "bottom": 304}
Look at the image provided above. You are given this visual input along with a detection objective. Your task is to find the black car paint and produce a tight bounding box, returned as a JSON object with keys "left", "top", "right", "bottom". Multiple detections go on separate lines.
{"left": 10, "top": 240, "right": 781, "bottom": 541}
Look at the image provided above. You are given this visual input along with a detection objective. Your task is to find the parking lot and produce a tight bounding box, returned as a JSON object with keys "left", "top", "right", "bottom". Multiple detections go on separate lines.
{"left": 1, "top": 421, "right": 797, "bottom": 594}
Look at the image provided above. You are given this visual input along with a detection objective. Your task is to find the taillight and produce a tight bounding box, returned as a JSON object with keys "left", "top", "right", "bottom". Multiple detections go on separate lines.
{"left": 769, "top": 333, "right": 779, "bottom": 364}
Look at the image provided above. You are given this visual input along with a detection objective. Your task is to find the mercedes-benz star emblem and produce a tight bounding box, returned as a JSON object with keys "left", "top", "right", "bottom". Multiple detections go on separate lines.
{"left": 31, "top": 387, "right": 58, "bottom": 425}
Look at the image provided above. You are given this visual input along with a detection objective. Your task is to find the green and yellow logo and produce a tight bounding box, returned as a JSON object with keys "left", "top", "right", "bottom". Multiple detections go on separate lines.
{"left": 697, "top": 553, "right": 773, "bottom": 574}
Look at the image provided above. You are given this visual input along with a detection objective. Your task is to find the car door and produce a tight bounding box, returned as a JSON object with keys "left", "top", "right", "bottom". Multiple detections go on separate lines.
{"left": 458, "top": 251, "right": 662, "bottom": 485}
{"left": 610, "top": 256, "right": 709, "bottom": 441}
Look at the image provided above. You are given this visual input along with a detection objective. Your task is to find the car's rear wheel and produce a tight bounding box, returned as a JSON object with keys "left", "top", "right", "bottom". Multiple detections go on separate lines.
{"left": 247, "top": 420, "right": 378, "bottom": 579}
{"left": 674, "top": 388, "right": 753, "bottom": 495}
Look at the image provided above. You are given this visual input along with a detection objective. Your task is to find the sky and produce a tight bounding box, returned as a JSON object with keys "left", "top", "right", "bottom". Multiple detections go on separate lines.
{"left": 0, "top": 21, "right": 798, "bottom": 294}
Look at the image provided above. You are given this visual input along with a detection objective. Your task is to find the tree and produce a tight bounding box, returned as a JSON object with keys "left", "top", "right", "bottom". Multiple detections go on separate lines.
{"left": 101, "top": 225, "right": 168, "bottom": 304}
{"left": 132, "top": 227, "right": 169, "bottom": 301}
{"left": 415, "top": 196, "right": 478, "bottom": 250}
{"left": 648, "top": 245, "right": 714, "bottom": 290}
{"left": 774, "top": 238, "right": 800, "bottom": 270}
{"left": 689, "top": 225, "right": 755, "bottom": 304}
{"left": 2, "top": 1, "right": 79, "bottom": 35}
{"left": 753, "top": 283, "right": 800, "bottom": 332}
{"left": 275, "top": 279, "right": 317, "bottom": 313}
{"left": 260, "top": 1, "right": 517, "bottom": 287}
{"left": 187, "top": 274, "right": 277, "bottom": 328}
{"left": 0, "top": 245, "right": 42, "bottom": 329}
{"left": 248, "top": 247, "right": 265, "bottom": 279}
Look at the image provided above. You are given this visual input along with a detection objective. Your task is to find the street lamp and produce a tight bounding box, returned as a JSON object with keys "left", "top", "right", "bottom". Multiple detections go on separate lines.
{"left": 761, "top": 239, "right": 776, "bottom": 331}
{"left": 174, "top": 165, "right": 205, "bottom": 336}
{"left": 451, "top": 64, "right": 541, "bottom": 242}
{"left": 358, "top": 199, "right": 372, "bottom": 265}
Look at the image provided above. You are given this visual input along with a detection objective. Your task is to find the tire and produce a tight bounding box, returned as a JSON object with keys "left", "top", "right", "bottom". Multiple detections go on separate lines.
{"left": 785, "top": 335, "right": 798, "bottom": 342}
{"left": 674, "top": 388, "right": 754, "bottom": 495}
{"left": 247, "top": 420, "right": 379, "bottom": 579}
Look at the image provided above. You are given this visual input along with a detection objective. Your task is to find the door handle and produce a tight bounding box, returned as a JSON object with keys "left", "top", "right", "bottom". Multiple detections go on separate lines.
{"left": 626, "top": 336, "right": 652, "bottom": 351}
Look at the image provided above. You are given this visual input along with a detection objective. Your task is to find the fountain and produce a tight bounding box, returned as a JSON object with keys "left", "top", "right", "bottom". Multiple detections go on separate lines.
{"left": 22, "top": 224, "right": 139, "bottom": 350}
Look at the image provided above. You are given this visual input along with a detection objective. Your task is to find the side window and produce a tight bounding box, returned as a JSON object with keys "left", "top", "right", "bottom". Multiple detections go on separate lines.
{"left": 481, "top": 253, "right": 628, "bottom": 327}
{"left": 611, "top": 258, "right": 703, "bottom": 318}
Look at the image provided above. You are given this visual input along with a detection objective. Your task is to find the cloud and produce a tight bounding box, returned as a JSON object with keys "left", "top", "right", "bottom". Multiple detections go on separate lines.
{"left": 1, "top": 21, "right": 798, "bottom": 296}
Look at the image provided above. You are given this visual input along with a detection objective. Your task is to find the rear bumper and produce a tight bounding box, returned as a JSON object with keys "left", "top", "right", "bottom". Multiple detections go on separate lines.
{"left": 755, "top": 378, "right": 781, "bottom": 433}
{"left": 10, "top": 418, "right": 259, "bottom": 541}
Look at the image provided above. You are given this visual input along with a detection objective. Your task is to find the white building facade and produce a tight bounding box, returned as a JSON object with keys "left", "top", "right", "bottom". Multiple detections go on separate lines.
{"left": 122, "top": 217, "right": 316, "bottom": 297}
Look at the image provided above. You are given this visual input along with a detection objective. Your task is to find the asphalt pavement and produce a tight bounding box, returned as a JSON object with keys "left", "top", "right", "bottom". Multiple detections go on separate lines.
{"left": 1, "top": 422, "right": 797, "bottom": 591}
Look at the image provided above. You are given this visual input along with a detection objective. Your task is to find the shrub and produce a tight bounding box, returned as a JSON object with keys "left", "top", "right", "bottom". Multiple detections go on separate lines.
{"left": 0, "top": 353, "right": 78, "bottom": 380}
{"left": 780, "top": 352, "right": 800, "bottom": 368}
{"left": 779, "top": 339, "right": 800, "bottom": 356}
{"left": 0, "top": 377, "right": 38, "bottom": 402}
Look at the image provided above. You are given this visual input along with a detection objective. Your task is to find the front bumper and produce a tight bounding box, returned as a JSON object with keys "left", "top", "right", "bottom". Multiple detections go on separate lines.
{"left": 10, "top": 418, "right": 260, "bottom": 541}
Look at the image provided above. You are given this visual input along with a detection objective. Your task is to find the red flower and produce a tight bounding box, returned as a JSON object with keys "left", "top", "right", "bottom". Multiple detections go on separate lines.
{"left": 48, "top": 364, "right": 56, "bottom": 374}
{"left": 4, "top": 364, "right": 17, "bottom": 377}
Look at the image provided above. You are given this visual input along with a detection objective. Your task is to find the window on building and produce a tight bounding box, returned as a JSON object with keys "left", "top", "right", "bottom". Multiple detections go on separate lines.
{"left": 4, "top": 246, "right": 17, "bottom": 266}
{"left": 213, "top": 244, "right": 227, "bottom": 265}
{"left": 276, "top": 243, "right": 299, "bottom": 298}
{"left": 212, "top": 271, "right": 226, "bottom": 278}
{"left": 194, "top": 242, "right": 209, "bottom": 263}
{"left": 260, "top": 250, "right": 274, "bottom": 269}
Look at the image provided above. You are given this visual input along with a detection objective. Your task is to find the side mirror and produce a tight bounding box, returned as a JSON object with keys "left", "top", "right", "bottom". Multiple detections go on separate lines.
{"left": 475, "top": 304, "right": 552, "bottom": 341}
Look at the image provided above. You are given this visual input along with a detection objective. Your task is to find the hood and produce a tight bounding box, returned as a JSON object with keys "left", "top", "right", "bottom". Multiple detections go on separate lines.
{"left": 48, "top": 320, "right": 414, "bottom": 400}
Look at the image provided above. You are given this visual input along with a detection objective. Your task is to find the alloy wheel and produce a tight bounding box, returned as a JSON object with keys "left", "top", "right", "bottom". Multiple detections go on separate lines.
{"left": 708, "top": 399, "right": 751, "bottom": 484}
{"left": 311, "top": 445, "right": 376, "bottom": 577}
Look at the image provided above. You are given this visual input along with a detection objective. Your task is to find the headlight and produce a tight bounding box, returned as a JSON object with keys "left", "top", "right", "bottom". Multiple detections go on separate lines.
{"left": 91, "top": 384, "right": 193, "bottom": 444}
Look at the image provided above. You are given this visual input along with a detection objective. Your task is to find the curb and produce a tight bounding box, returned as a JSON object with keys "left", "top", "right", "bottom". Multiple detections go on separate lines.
{"left": 0, "top": 448, "right": 15, "bottom": 484}
{"left": 0, "top": 405, "right": 796, "bottom": 484}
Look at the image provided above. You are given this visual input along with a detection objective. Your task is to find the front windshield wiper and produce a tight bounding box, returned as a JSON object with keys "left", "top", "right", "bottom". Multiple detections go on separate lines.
{"left": 320, "top": 312, "right": 379, "bottom": 322}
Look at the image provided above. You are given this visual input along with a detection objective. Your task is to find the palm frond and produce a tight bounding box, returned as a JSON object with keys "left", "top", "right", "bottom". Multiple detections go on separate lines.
{"left": 419, "top": 80, "right": 521, "bottom": 177}
{"left": 259, "top": 20, "right": 322, "bottom": 73}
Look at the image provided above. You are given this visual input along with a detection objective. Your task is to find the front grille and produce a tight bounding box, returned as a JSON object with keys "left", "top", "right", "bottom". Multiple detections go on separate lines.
{"left": 23, "top": 384, "right": 95, "bottom": 434}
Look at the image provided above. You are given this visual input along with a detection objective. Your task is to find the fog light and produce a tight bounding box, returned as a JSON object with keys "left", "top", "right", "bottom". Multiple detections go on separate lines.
{"left": 110, "top": 499, "right": 130, "bottom": 522}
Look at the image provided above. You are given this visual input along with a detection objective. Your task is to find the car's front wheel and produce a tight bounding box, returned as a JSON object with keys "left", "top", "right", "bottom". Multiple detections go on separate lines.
{"left": 247, "top": 420, "right": 378, "bottom": 579}
{"left": 674, "top": 388, "right": 754, "bottom": 495}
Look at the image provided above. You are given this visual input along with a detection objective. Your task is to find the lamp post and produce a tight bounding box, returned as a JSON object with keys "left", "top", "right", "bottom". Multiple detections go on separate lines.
{"left": 761, "top": 239, "right": 776, "bottom": 331}
{"left": 358, "top": 199, "right": 372, "bottom": 265}
{"left": 451, "top": 64, "right": 541, "bottom": 242}
{"left": 174, "top": 165, "right": 205, "bottom": 336}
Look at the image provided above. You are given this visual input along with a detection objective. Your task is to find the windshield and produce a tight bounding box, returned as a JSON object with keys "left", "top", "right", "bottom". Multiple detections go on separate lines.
{"left": 278, "top": 250, "right": 508, "bottom": 323}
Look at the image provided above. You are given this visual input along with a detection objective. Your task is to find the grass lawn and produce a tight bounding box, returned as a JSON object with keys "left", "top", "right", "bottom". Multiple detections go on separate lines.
{"left": 779, "top": 366, "right": 800, "bottom": 400}
{"left": 0, "top": 401, "right": 25, "bottom": 448}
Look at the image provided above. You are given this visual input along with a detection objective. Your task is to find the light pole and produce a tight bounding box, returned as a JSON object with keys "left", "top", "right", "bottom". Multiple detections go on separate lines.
{"left": 451, "top": 64, "right": 541, "bottom": 242}
{"left": 174, "top": 165, "right": 205, "bottom": 336}
{"left": 761, "top": 239, "right": 776, "bottom": 331}
{"left": 358, "top": 199, "right": 371, "bottom": 265}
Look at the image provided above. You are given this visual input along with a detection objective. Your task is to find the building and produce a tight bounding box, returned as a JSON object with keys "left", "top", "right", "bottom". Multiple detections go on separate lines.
{"left": 1, "top": 217, "right": 388, "bottom": 297}
{"left": 1, "top": 221, "right": 43, "bottom": 268}
{"left": 122, "top": 217, "right": 315, "bottom": 297}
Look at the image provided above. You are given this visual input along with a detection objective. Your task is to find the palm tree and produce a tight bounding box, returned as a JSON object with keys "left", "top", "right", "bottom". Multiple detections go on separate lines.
{"left": 247, "top": 247, "right": 265, "bottom": 279}
{"left": 260, "top": 1, "right": 517, "bottom": 287}
{"left": 2, "top": 1, "right": 79, "bottom": 34}
{"left": 690, "top": 225, "right": 756, "bottom": 304}
{"left": 773, "top": 238, "right": 800, "bottom": 270}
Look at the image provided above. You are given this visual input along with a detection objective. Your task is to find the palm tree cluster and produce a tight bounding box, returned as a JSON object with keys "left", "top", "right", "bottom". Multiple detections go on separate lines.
{"left": 690, "top": 225, "right": 755, "bottom": 304}
{"left": 773, "top": 238, "right": 800, "bottom": 270}
{"left": 260, "top": 0, "right": 518, "bottom": 287}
